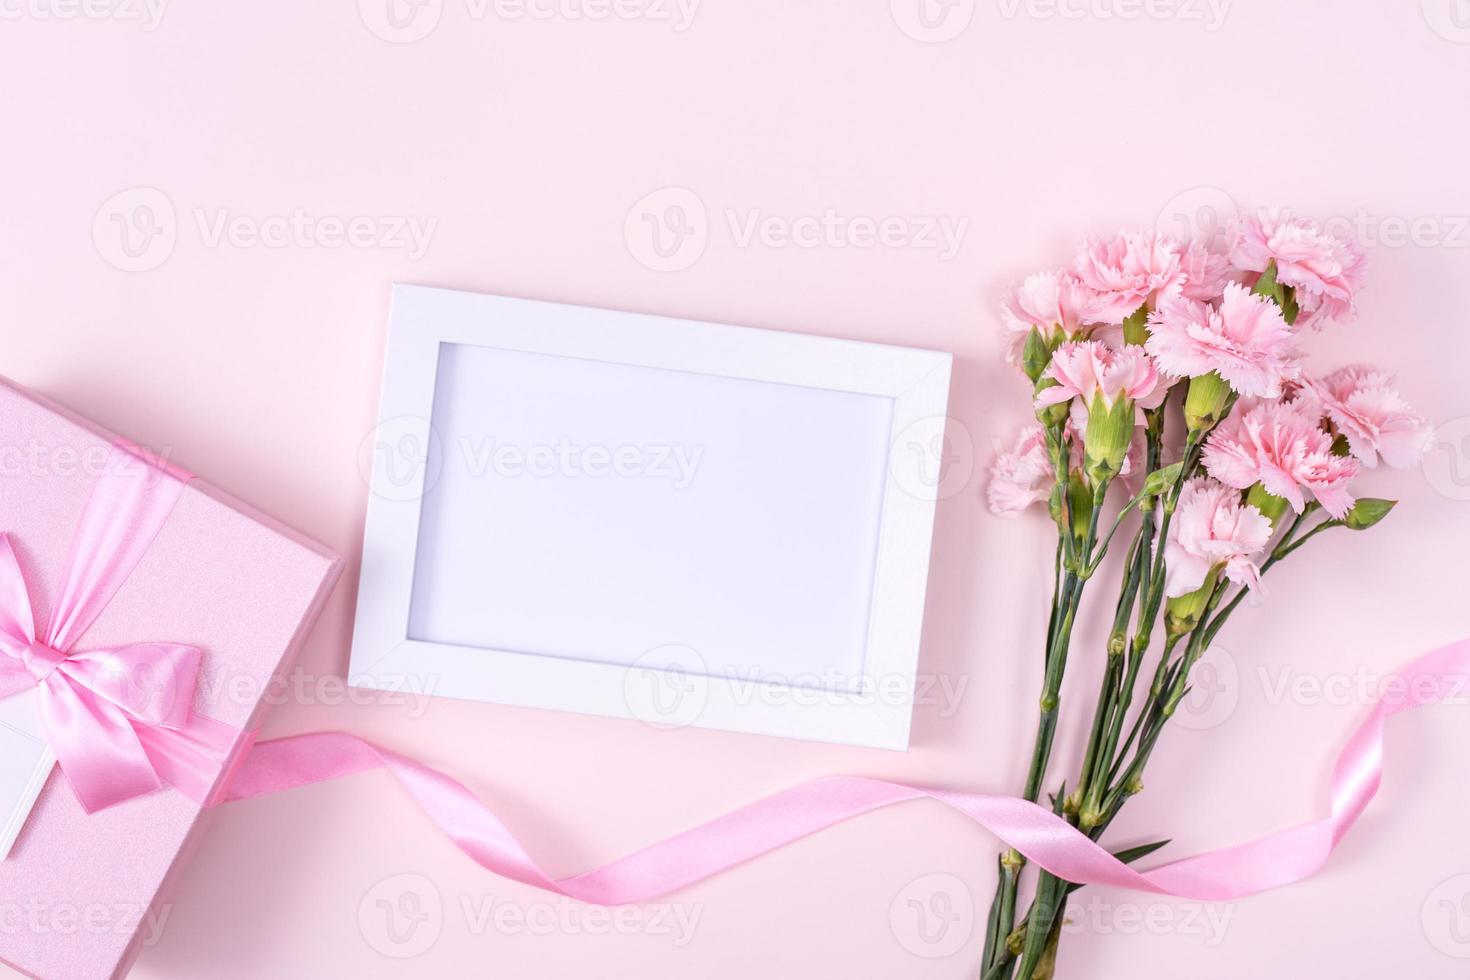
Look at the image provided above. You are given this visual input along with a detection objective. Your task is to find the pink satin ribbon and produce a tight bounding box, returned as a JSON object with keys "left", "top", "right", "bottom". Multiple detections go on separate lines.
{"left": 228, "top": 635, "right": 1470, "bottom": 902}
{"left": 0, "top": 444, "right": 241, "bottom": 812}
{"left": 11, "top": 431, "right": 1459, "bottom": 903}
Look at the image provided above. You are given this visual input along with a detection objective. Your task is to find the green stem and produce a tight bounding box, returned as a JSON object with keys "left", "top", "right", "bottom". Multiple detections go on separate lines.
{"left": 1078, "top": 528, "right": 1148, "bottom": 828}
{"left": 983, "top": 426, "right": 1074, "bottom": 976}
{"left": 1100, "top": 509, "right": 1329, "bottom": 823}
{"left": 982, "top": 841, "right": 1170, "bottom": 980}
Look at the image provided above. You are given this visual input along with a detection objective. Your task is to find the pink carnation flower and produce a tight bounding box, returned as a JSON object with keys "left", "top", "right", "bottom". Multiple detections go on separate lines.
{"left": 1033, "top": 341, "right": 1163, "bottom": 412}
{"left": 1164, "top": 477, "right": 1274, "bottom": 598}
{"left": 1230, "top": 209, "right": 1365, "bottom": 329}
{"left": 1072, "top": 231, "right": 1187, "bottom": 324}
{"left": 1178, "top": 242, "right": 1236, "bottom": 302}
{"left": 986, "top": 424, "right": 1053, "bottom": 516}
{"left": 999, "top": 271, "right": 1102, "bottom": 367}
{"left": 1145, "top": 283, "right": 1300, "bottom": 398}
{"left": 1303, "top": 366, "right": 1435, "bottom": 468}
{"left": 1202, "top": 398, "right": 1359, "bottom": 518}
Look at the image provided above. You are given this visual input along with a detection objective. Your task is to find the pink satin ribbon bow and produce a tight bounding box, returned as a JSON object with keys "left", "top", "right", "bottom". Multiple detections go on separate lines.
{"left": 0, "top": 444, "right": 240, "bottom": 813}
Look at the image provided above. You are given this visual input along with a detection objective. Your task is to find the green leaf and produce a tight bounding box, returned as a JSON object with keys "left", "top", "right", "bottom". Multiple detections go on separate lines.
{"left": 1345, "top": 498, "right": 1397, "bottom": 530}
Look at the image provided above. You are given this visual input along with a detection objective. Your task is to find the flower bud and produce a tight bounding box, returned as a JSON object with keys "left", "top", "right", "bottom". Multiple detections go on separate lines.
{"left": 1083, "top": 393, "right": 1134, "bottom": 486}
{"left": 1140, "top": 462, "right": 1184, "bottom": 499}
{"left": 1183, "top": 371, "right": 1233, "bottom": 436}
{"left": 1053, "top": 471, "right": 1094, "bottom": 548}
{"left": 1033, "top": 377, "right": 1071, "bottom": 427}
{"left": 1021, "top": 327, "right": 1053, "bottom": 385}
{"left": 1165, "top": 569, "right": 1218, "bottom": 638}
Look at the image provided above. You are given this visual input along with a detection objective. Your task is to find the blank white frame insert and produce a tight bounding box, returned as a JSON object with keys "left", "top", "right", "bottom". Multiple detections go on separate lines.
{"left": 350, "top": 286, "right": 952, "bottom": 749}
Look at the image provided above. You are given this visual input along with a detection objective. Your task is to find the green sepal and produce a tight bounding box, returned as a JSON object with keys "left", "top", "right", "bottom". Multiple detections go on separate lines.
{"left": 1245, "top": 482, "right": 1292, "bottom": 527}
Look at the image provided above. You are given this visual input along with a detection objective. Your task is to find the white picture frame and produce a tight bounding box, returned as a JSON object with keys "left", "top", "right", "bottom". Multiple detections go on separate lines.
{"left": 350, "top": 285, "right": 952, "bottom": 750}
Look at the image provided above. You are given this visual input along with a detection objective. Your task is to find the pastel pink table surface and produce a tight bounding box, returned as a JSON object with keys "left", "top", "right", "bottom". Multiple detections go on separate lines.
{"left": 3, "top": 3, "right": 1469, "bottom": 977}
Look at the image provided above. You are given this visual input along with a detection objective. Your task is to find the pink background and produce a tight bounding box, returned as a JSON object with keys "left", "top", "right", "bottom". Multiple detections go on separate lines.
{"left": 3, "top": 2, "right": 1470, "bottom": 977}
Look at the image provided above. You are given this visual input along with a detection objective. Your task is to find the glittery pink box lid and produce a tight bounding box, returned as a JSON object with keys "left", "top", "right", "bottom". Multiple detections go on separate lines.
{"left": 0, "top": 377, "right": 342, "bottom": 980}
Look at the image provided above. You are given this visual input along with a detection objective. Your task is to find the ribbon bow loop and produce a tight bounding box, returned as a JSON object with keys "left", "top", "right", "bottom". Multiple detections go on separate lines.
{"left": 0, "top": 446, "right": 242, "bottom": 815}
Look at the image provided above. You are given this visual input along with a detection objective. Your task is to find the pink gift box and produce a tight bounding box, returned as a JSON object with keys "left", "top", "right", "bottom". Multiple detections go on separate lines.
{"left": 0, "top": 377, "right": 341, "bottom": 980}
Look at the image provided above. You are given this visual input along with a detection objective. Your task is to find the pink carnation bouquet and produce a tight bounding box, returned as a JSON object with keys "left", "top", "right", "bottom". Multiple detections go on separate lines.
{"left": 981, "top": 210, "right": 1432, "bottom": 979}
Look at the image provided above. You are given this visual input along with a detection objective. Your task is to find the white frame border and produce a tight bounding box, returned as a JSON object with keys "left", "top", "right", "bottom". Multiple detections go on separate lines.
{"left": 350, "top": 285, "right": 952, "bottom": 750}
